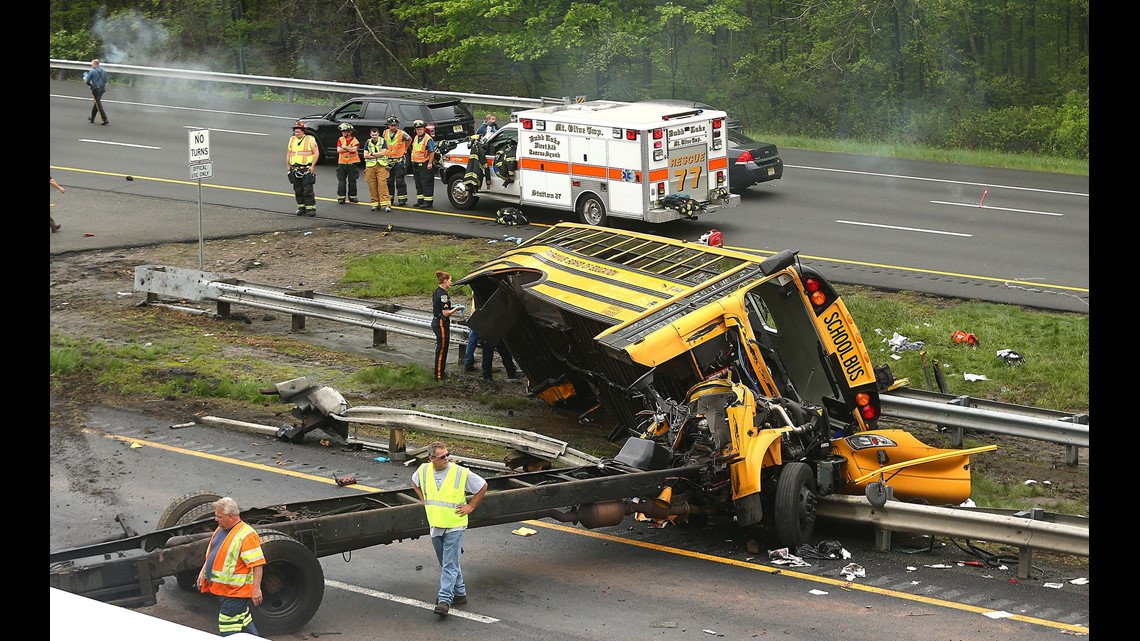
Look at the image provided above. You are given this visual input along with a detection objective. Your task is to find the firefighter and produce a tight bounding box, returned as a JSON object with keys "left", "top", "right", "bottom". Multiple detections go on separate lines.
{"left": 409, "top": 119, "right": 437, "bottom": 208}
{"left": 285, "top": 121, "right": 319, "bottom": 216}
{"left": 335, "top": 122, "right": 361, "bottom": 204}
{"left": 363, "top": 127, "right": 392, "bottom": 212}
{"left": 383, "top": 115, "right": 412, "bottom": 207}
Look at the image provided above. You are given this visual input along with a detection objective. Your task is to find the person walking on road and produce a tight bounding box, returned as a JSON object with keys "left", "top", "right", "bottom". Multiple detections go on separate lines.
{"left": 431, "top": 270, "right": 464, "bottom": 381}
{"left": 409, "top": 119, "right": 437, "bottom": 208}
{"left": 362, "top": 127, "right": 392, "bottom": 212}
{"left": 335, "top": 122, "right": 361, "bottom": 204}
{"left": 286, "top": 121, "right": 319, "bottom": 216}
{"left": 83, "top": 58, "right": 110, "bottom": 125}
{"left": 50, "top": 175, "right": 65, "bottom": 232}
{"left": 383, "top": 116, "right": 412, "bottom": 207}
{"left": 196, "top": 497, "right": 266, "bottom": 637}
{"left": 412, "top": 441, "right": 488, "bottom": 618}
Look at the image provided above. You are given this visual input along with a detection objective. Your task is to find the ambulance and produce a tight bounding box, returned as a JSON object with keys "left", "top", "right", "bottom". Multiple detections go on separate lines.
{"left": 438, "top": 100, "right": 741, "bottom": 226}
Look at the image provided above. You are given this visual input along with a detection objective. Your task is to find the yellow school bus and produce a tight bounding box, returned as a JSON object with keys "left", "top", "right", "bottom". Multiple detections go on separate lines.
{"left": 459, "top": 223, "right": 991, "bottom": 546}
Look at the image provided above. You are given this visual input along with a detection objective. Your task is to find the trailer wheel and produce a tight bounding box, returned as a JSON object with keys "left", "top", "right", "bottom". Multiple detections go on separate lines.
{"left": 447, "top": 174, "right": 478, "bottom": 210}
{"left": 156, "top": 491, "right": 222, "bottom": 531}
{"left": 577, "top": 194, "right": 608, "bottom": 227}
{"left": 252, "top": 530, "right": 324, "bottom": 636}
{"left": 865, "top": 481, "right": 889, "bottom": 507}
{"left": 774, "top": 462, "right": 817, "bottom": 548}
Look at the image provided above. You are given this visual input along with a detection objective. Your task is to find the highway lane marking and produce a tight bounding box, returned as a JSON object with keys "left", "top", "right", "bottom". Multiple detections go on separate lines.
{"left": 835, "top": 219, "right": 973, "bottom": 237}
{"left": 79, "top": 139, "right": 162, "bottom": 150}
{"left": 786, "top": 163, "right": 1089, "bottom": 198}
{"left": 524, "top": 520, "right": 1089, "bottom": 635}
{"left": 930, "top": 200, "right": 1064, "bottom": 217}
{"left": 83, "top": 429, "right": 1084, "bottom": 635}
{"left": 52, "top": 93, "right": 292, "bottom": 120}
{"left": 182, "top": 125, "right": 269, "bottom": 136}
{"left": 48, "top": 167, "right": 1088, "bottom": 296}
{"left": 325, "top": 579, "right": 499, "bottom": 623}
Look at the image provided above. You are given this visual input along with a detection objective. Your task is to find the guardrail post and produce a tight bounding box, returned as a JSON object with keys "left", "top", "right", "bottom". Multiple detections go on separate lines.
{"left": 943, "top": 395, "right": 974, "bottom": 448}
{"left": 286, "top": 290, "right": 315, "bottom": 331}
{"left": 371, "top": 303, "right": 396, "bottom": 347}
{"left": 389, "top": 428, "right": 407, "bottom": 462}
{"left": 1014, "top": 507, "right": 1044, "bottom": 579}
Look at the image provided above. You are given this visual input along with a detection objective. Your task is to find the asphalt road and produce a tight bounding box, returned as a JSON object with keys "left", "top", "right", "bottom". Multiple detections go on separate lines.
{"left": 49, "top": 80, "right": 1088, "bottom": 313}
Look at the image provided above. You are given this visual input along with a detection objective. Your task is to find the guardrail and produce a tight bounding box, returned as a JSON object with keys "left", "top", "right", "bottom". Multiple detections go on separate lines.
{"left": 135, "top": 264, "right": 1091, "bottom": 462}
{"left": 816, "top": 495, "right": 1088, "bottom": 579}
{"left": 50, "top": 59, "right": 564, "bottom": 110}
{"left": 134, "top": 264, "right": 471, "bottom": 360}
{"left": 880, "top": 387, "right": 1089, "bottom": 466}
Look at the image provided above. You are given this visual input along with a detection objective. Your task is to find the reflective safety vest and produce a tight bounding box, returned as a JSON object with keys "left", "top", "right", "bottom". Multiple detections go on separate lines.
{"left": 384, "top": 130, "right": 410, "bottom": 162}
{"left": 337, "top": 135, "right": 360, "bottom": 165}
{"left": 410, "top": 134, "right": 434, "bottom": 163}
{"left": 288, "top": 135, "right": 318, "bottom": 166}
{"left": 364, "top": 138, "right": 389, "bottom": 167}
{"left": 202, "top": 522, "right": 265, "bottom": 598}
{"left": 418, "top": 462, "right": 469, "bottom": 529}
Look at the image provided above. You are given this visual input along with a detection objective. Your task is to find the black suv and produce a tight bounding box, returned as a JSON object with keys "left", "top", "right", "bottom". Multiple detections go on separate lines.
{"left": 298, "top": 93, "right": 476, "bottom": 163}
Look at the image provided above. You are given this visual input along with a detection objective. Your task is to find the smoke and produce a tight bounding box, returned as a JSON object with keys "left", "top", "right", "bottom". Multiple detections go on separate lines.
{"left": 90, "top": 7, "right": 170, "bottom": 65}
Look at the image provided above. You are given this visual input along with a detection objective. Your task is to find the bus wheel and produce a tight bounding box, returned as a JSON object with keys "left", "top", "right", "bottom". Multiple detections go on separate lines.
{"left": 774, "top": 462, "right": 817, "bottom": 548}
{"left": 577, "top": 195, "right": 608, "bottom": 226}
{"left": 447, "top": 174, "right": 478, "bottom": 210}
{"left": 156, "top": 492, "right": 222, "bottom": 590}
{"left": 252, "top": 531, "right": 325, "bottom": 636}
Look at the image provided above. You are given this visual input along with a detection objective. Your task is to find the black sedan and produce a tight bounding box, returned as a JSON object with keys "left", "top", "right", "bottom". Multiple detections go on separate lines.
{"left": 726, "top": 128, "right": 783, "bottom": 193}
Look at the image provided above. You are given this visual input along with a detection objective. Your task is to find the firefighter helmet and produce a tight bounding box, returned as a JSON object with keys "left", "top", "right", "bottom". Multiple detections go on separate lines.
{"left": 338, "top": 122, "right": 354, "bottom": 131}
{"left": 386, "top": 115, "right": 400, "bottom": 125}
{"left": 413, "top": 119, "right": 426, "bottom": 128}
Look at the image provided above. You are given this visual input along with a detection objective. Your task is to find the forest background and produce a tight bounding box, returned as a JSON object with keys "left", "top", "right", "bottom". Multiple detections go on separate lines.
{"left": 50, "top": 0, "right": 1088, "bottom": 161}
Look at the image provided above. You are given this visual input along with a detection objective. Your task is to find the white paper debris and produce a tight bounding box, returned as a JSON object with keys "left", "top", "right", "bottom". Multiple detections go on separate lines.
{"left": 1043, "top": 582, "right": 1064, "bottom": 589}
{"left": 809, "top": 589, "right": 828, "bottom": 596}
{"left": 964, "top": 373, "right": 989, "bottom": 381}
{"left": 1069, "top": 577, "right": 1088, "bottom": 585}
{"left": 983, "top": 611, "right": 1013, "bottom": 619}
{"left": 702, "top": 630, "right": 723, "bottom": 636}
{"left": 924, "top": 564, "right": 953, "bottom": 569}
{"left": 840, "top": 563, "right": 866, "bottom": 581}
{"left": 1023, "top": 479, "right": 1038, "bottom": 485}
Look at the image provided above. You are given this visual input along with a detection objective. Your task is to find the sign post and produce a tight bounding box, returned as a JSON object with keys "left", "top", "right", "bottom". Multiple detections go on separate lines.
{"left": 188, "top": 129, "right": 211, "bottom": 269}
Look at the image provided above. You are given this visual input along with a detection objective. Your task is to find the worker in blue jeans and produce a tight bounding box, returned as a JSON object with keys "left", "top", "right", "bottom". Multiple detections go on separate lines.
{"left": 463, "top": 328, "right": 522, "bottom": 381}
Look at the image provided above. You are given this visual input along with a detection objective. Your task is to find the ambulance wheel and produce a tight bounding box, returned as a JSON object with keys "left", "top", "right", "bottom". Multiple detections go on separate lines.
{"left": 773, "top": 462, "right": 817, "bottom": 549}
{"left": 447, "top": 174, "right": 478, "bottom": 210}
{"left": 577, "top": 195, "right": 608, "bottom": 226}
{"left": 252, "top": 530, "right": 325, "bottom": 636}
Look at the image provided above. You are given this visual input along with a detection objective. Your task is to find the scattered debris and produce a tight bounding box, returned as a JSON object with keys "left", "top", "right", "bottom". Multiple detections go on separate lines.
{"left": 650, "top": 622, "right": 678, "bottom": 629}
{"left": 840, "top": 563, "right": 865, "bottom": 581}
{"left": 768, "top": 547, "right": 811, "bottom": 567}
{"left": 511, "top": 527, "right": 538, "bottom": 537}
{"left": 808, "top": 589, "right": 828, "bottom": 596}
{"left": 170, "top": 422, "right": 196, "bottom": 430}
{"left": 333, "top": 475, "right": 356, "bottom": 486}
{"left": 1069, "top": 577, "right": 1088, "bottom": 585}
{"left": 796, "top": 540, "right": 849, "bottom": 560}
{"left": 1043, "top": 582, "right": 1064, "bottom": 589}
{"left": 372, "top": 456, "right": 390, "bottom": 463}
{"left": 996, "top": 348, "right": 1024, "bottom": 365}
{"left": 1023, "top": 479, "right": 1038, "bottom": 485}
{"left": 887, "top": 332, "right": 925, "bottom": 353}
{"left": 951, "top": 330, "right": 979, "bottom": 347}
{"left": 983, "top": 610, "right": 1013, "bottom": 619}
{"left": 963, "top": 373, "right": 989, "bottom": 382}
{"left": 701, "top": 629, "right": 723, "bottom": 636}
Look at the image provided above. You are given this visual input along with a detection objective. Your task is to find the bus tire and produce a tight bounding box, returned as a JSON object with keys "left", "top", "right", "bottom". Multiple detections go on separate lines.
{"left": 577, "top": 194, "right": 608, "bottom": 227}
{"left": 774, "top": 462, "right": 817, "bottom": 548}
{"left": 252, "top": 530, "right": 324, "bottom": 636}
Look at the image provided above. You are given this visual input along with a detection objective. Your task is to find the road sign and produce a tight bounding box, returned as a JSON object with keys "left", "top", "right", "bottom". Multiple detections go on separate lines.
{"left": 190, "top": 162, "right": 213, "bottom": 180}
{"left": 189, "top": 129, "right": 211, "bottom": 164}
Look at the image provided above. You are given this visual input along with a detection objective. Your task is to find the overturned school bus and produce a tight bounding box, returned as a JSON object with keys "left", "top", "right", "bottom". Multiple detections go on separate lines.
{"left": 459, "top": 223, "right": 994, "bottom": 546}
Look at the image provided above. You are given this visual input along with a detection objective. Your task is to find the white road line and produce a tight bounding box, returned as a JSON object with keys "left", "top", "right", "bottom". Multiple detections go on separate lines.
{"left": 181, "top": 125, "right": 269, "bottom": 137}
{"left": 835, "top": 220, "right": 972, "bottom": 237}
{"left": 787, "top": 164, "right": 1088, "bottom": 197}
{"left": 79, "top": 139, "right": 162, "bottom": 150}
{"left": 52, "top": 93, "right": 295, "bottom": 120}
{"left": 929, "top": 200, "right": 1064, "bottom": 217}
{"left": 324, "top": 579, "right": 500, "bottom": 623}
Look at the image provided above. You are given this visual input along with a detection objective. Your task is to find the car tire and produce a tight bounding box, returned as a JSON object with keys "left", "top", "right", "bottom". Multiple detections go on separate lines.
{"left": 447, "top": 174, "right": 478, "bottom": 210}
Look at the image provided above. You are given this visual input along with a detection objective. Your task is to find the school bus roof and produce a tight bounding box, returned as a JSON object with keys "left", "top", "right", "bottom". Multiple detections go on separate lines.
{"left": 515, "top": 100, "right": 727, "bottom": 128}
{"left": 458, "top": 223, "right": 767, "bottom": 332}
